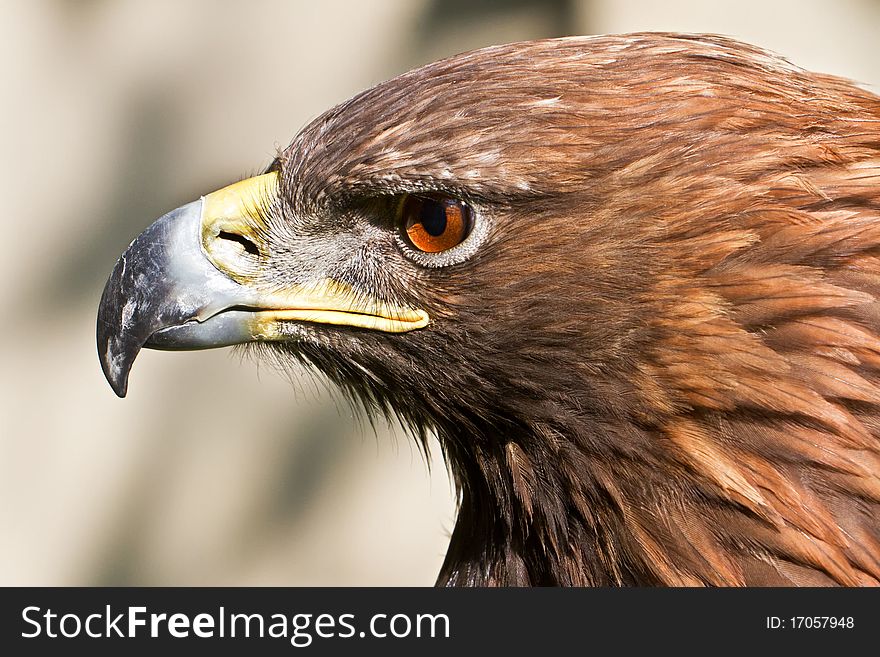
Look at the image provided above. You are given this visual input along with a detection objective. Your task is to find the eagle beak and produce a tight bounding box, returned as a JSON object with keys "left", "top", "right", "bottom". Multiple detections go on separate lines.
{"left": 97, "top": 172, "right": 428, "bottom": 398}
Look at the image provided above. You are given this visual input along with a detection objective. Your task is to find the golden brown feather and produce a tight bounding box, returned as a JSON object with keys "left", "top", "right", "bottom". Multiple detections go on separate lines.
{"left": 281, "top": 33, "right": 880, "bottom": 586}
{"left": 98, "top": 33, "right": 880, "bottom": 586}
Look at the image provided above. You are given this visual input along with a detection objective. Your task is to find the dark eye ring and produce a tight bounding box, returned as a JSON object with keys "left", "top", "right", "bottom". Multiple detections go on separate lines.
{"left": 399, "top": 195, "right": 474, "bottom": 253}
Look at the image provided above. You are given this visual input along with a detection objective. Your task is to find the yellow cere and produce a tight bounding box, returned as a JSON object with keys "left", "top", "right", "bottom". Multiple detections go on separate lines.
{"left": 196, "top": 174, "right": 430, "bottom": 335}
{"left": 200, "top": 172, "right": 280, "bottom": 281}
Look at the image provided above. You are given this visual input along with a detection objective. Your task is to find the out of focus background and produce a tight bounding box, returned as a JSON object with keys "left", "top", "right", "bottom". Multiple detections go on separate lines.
{"left": 2, "top": 0, "right": 879, "bottom": 585}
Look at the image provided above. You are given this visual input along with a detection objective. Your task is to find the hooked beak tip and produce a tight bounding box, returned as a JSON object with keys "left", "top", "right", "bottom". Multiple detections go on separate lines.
{"left": 97, "top": 293, "right": 138, "bottom": 398}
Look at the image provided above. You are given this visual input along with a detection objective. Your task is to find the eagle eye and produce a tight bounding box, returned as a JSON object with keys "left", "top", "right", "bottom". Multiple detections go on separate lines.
{"left": 400, "top": 195, "right": 473, "bottom": 253}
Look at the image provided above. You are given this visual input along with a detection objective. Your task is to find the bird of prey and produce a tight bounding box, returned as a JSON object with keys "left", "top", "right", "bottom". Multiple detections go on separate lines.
{"left": 97, "top": 33, "right": 880, "bottom": 586}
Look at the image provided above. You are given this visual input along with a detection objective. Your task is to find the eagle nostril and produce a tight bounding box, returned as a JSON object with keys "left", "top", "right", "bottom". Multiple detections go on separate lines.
{"left": 217, "top": 230, "right": 259, "bottom": 256}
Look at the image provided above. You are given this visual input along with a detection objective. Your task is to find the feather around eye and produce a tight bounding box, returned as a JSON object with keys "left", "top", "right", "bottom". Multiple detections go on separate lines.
{"left": 400, "top": 195, "right": 473, "bottom": 253}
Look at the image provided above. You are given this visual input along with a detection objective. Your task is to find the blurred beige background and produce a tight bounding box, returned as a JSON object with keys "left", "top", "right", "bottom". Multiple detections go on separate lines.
{"left": 1, "top": 0, "right": 878, "bottom": 585}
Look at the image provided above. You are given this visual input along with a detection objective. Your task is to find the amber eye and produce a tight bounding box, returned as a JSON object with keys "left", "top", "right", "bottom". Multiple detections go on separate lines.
{"left": 400, "top": 195, "right": 473, "bottom": 253}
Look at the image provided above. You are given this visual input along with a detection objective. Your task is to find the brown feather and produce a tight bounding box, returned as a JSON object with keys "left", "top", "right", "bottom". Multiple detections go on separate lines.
{"left": 270, "top": 33, "right": 880, "bottom": 585}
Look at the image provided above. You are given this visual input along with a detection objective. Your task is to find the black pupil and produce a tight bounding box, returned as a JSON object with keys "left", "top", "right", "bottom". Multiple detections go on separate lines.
{"left": 420, "top": 200, "right": 448, "bottom": 236}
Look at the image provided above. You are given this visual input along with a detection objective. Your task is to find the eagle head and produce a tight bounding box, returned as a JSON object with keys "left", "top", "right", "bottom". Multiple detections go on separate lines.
{"left": 98, "top": 34, "right": 880, "bottom": 586}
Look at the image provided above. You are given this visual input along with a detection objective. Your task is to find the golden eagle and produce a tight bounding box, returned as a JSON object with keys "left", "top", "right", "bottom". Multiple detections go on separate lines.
{"left": 98, "top": 34, "right": 880, "bottom": 586}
